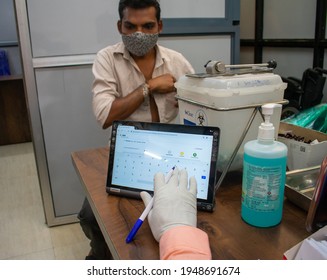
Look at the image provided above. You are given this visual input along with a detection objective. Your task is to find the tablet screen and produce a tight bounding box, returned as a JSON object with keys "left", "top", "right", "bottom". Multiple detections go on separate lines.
{"left": 106, "top": 121, "right": 220, "bottom": 211}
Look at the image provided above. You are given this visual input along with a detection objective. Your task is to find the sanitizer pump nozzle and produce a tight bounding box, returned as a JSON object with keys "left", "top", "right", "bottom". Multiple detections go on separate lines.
{"left": 258, "top": 103, "right": 282, "bottom": 141}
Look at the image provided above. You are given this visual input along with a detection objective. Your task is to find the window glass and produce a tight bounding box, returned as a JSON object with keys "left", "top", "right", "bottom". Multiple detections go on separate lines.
{"left": 263, "top": 48, "right": 313, "bottom": 78}
{"left": 240, "top": 0, "right": 255, "bottom": 39}
{"left": 263, "top": 0, "right": 316, "bottom": 39}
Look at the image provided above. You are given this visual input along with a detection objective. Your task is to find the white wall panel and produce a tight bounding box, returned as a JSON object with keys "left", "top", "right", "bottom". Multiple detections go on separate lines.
{"left": 35, "top": 66, "right": 108, "bottom": 216}
{"left": 160, "top": 0, "right": 225, "bottom": 18}
{"left": 264, "top": 0, "right": 316, "bottom": 39}
{"left": 159, "top": 35, "right": 231, "bottom": 73}
{"left": 27, "top": 0, "right": 121, "bottom": 57}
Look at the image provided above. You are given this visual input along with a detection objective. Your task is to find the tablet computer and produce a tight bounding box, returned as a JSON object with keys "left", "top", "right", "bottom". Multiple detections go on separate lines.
{"left": 106, "top": 121, "right": 220, "bottom": 212}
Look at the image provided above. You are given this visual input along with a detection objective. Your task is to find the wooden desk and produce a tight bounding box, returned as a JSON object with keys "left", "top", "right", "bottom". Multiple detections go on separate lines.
{"left": 72, "top": 147, "right": 311, "bottom": 260}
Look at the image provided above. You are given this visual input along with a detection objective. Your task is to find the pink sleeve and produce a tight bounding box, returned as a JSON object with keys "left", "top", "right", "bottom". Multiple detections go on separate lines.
{"left": 159, "top": 226, "right": 212, "bottom": 260}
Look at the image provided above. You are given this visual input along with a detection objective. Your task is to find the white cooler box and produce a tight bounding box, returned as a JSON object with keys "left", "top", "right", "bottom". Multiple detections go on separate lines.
{"left": 175, "top": 73, "right": 287, "bottom": 172}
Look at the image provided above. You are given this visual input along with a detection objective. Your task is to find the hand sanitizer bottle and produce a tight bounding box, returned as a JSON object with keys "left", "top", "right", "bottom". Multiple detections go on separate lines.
{"left": 241, "top": 103, "right": 288, "bottom": 227}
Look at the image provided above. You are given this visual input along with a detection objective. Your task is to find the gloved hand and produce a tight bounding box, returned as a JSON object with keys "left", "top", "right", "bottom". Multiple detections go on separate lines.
{"left": 140, "top": 168, "right": 197, "bottom": 242}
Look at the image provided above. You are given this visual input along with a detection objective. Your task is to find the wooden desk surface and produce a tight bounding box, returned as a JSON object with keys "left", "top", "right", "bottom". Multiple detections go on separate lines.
{"left": 72, "top": 147, "right": 311, "bottom": 260}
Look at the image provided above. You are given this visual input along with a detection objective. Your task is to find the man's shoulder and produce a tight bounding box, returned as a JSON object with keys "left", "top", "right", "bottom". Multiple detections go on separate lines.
{"left": 97, "top": 42, "right": 124, "bottom": 56}
{"left": 157, "top": 45, "right": 184, "bottom": 58}
{"left": 157, "top": 45, "right": 193, "bottom": 71}
{"left": 157, "top": 45, "right": 191, "bottom": 67}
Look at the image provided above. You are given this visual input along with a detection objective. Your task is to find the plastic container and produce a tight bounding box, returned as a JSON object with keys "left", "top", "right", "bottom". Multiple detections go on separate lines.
{"left": 175, "top": 73, "right": 287, "bottom": 171}
{"left": 0, "top": 49, "right": 11, "bottom": 76}
{"left": 241, "top": 104, "right": 288, "bottom": 227}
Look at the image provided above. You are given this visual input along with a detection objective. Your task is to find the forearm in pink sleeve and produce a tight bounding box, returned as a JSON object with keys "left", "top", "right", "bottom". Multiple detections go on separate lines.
{"left": 159, "top": 226, "right": 212, "bottom": 260}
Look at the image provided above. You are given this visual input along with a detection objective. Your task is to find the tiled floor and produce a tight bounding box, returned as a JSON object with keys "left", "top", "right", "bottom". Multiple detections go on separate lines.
{"left": 0, "top": 142, "right": 90, "bottom": 260}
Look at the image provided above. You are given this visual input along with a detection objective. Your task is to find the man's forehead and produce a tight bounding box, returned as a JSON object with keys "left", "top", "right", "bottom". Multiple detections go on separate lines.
{"left": 122, "top": 6, "right": 157, "bottom": 21}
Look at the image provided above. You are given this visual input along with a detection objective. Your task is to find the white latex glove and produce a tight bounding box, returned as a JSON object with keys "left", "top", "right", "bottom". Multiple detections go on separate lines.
{"left": 140, "top": 168, "right": 197, "bottom": 242}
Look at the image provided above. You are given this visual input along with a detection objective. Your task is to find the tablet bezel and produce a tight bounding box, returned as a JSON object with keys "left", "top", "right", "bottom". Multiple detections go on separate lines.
{"left": 106, "top": 120, "right": 220, "bottom": 212}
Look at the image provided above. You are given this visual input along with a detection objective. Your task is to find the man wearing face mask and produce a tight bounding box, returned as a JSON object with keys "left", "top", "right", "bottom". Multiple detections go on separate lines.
{"left": 92, "top": 0, "right": 194, "bottom": 129}
{"left": 78, "top": 0, "right": 194, "bottom": 260}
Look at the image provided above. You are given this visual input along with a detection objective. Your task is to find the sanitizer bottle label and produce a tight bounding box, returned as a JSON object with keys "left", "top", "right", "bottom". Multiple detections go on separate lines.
{"left": 242, "top": 154, "right": 286, "bottom": 212}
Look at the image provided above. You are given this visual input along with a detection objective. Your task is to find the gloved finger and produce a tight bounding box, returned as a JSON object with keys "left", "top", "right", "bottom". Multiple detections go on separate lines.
{"left": 178, "top": 169, "right": 188, "bottom": 191}
{"left": 189, "top": 176, "right": 197, "bottom": 196}
{"left": 172, "top": 166, "right": 179, "bottom": 176}
{"left": 165, "top": 166, "right": 178, "bottom": 183}
{"left": 140, "top": 191, "right": 152, "bottom": 207}
{"left": 167, "top": 169, "right": 179, "bottom": 187}
{"left": 154, "top": 172, "right": 165, "bottom": 189}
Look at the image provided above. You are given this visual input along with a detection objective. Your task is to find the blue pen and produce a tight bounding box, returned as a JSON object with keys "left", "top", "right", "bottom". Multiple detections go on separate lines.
{"left": 125, "top": 166, "right": 176, "bottom": 243}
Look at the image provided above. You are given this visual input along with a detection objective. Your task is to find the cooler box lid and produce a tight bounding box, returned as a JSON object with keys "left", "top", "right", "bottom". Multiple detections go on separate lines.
{"left": 175, "top": 73, "right": 287, "bottom": 108}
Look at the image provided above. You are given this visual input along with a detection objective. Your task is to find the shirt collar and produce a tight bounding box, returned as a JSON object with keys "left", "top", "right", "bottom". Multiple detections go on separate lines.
{"left": 115, "top": 42, "right": 169, "bottom": 68}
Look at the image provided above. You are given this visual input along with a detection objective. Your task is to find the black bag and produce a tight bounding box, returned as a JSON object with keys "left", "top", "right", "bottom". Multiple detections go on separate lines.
{"left": 281, "top": 67, "right": 326, "bottom": 119}
{"left": 300, "top": 68, "right": 326, "bottom": 109}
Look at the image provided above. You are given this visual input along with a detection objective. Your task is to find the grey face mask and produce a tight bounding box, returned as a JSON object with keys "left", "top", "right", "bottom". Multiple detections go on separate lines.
{"left": 122, "top": 32, "right": 159, "bottom": 57}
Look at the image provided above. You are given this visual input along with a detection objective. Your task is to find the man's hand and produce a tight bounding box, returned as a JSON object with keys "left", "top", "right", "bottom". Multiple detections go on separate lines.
{"left": 148, "top": 74, "right": 176, "bottom": 94}
{"left": 140, "top": 168, "right": 197, "bottom": 242}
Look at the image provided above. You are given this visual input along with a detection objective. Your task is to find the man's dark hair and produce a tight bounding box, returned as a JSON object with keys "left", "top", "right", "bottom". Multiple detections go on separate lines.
{"left": 118, "top": 0, "right": 161, "bottom": 21}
